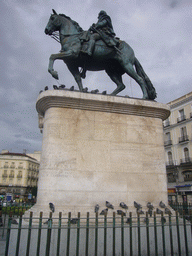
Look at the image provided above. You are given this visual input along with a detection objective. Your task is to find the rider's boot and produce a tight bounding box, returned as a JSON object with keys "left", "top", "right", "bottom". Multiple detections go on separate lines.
{"left": 86, "top": 39, "right": 95, "bottom": 56}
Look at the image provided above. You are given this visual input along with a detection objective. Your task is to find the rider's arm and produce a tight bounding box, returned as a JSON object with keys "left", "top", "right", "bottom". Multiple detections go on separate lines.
{"left": 95, "top": 19, "right": 107, "bottom": 29}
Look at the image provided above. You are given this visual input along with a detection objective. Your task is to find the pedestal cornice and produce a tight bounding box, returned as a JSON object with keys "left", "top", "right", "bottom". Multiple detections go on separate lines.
{"left": 36, "top": 90, "right": 170, "bottom": 120}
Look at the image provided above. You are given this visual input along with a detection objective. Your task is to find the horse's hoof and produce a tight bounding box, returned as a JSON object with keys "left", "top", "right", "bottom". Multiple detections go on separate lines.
{"left": 52, "top": 71, "right": 59, "bottom": 80}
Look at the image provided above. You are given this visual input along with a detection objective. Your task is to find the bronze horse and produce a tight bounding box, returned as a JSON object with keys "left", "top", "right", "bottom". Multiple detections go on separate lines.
{"left": 45, "top": 10, "right": 156, "bottom": 100}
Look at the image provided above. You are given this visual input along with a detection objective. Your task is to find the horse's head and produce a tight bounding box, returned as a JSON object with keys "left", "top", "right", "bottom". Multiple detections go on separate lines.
{"left": 45, "top": 9, "right": 61, "bottom": 35}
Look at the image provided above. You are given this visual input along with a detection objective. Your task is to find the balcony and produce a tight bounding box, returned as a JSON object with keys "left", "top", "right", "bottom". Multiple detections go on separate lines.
{"left": 167, "top": 177, "right": 176, "bottom": 183}
{"left": 4, "top": 165, "right": 8, "bottom": 168}
{"left": 18, "top": 166, "right": 23, "bottom": 169}
{"left": 9, "top": 174, "right": 14, "bottom": 178}
{"left": 178, "top": 135, "right": 189, "bottom": 143}
{"left": 184, "top": 176, "right": 192, "bottom": 182}
{"left": 17, "top": 175, "right": 23, "bottom": 179}
{"left": 2, "top": 174, "right": 8, "bottom": 178}
{"left": 164, "top": 120, "right": 170, "bottom": 127}
{"left": 180, "top": 157, "right": 192, "bottom": 165}
{"left": 166, "top": 160, "right": 176, "bottom": 167}
{"left": 164, "top": 140, "right": 172, "bottom": 147}
{"left": 177, "top": 115, "right": 186, "bottom": 123}
{"left": 10, "top": 165, "right": 15, "bottom": 169}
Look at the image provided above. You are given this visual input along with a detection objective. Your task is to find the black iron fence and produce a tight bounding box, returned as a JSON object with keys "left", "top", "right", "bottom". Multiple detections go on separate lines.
{"left": 0, "top": 210, "right": 192, "bottom": 256}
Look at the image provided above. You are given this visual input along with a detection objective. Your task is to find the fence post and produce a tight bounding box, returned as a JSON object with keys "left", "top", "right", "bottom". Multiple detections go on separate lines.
{"left": 129, "top": 212, "right": 133, "bottom": 256}
{"left": 112, "top": 212, "right": 116, "bottom": 256}
{"left": 145, "top": 212, "right": 150, "bottom": 256}
{"left": 153, "top": 212, "right": 158, "bottom": 256}
{"left": 175, "top": 211, "right": 181, "bottom": 256}
{"left": 45, "top": 212, "right": 52, "bottom": 256}
{"left": 183, "top": 210, "right": 189, "bottom": 256}
{"left": 168, "top": 213, "right": 174, "bottom": 256}
{"left": 121, "top": 212, "right": 124, "bottom": 256}
{"left": 56, "top": 212, "right": 62, "bottom": 256}
{"left": 137, "top": 213, "right": 141, "bottom": 256}
{"left": 76, "top": 212, "right": 80, "bottom": 256}
{"left": 26, "top": 211, "right": 33, "bottom": 256}
{"left": 95, "top": 212, "right": 98, "bottom": 256}
{"left": 5, "top": 212, "right": 12, "bottom": 256}
{"left": 36, "top": 212, "right": 43, "bottom": 256}
{"left": 66, "top": 212, "right": 71, "bottom": 256}
{"left": 15, "top": 212, "right": 23, "bottom": 256}
{"left": 161, "top": 212, "right": 166, "bottom": 256}
{"left": 86, "top": 212, "right": 89, "bottom": 256}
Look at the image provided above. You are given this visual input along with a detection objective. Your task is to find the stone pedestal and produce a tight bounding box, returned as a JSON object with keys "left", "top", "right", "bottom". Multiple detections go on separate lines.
{"left": 30, "top": 90, "right": 170, "bottom": 218}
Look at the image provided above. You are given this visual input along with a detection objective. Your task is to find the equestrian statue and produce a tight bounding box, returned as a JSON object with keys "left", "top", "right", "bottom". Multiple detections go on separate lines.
{"left": 44, "top": 9, "right": 157, "bottom": 100}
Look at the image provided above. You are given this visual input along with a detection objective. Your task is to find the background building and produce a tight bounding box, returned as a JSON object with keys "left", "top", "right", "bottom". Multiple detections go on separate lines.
{"left": 0, "top": 150, "right": 40, "bottom": 201}
{"left": 163, "top": 92, "right": 192, "bottom": 203}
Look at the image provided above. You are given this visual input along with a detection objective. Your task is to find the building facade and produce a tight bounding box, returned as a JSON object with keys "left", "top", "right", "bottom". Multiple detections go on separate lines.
{"left": 0, "top": 150, "right": 40, "bottom": 201}
{"left": 163, "top": 92, "right": 192, "bottom": 203}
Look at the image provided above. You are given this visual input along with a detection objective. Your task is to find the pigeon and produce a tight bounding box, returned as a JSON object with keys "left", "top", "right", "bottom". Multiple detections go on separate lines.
{"left": 148, "top": 209, "right": 153, "bottom": 217}
{"left": 69, "top": 86, "right": 74, "bottom": 91}
{"left": 53, "top": 85, "right": 59, "bottom": 89}
{"left": 165, "top": 207, "right": 172, "bottom": 215}
{"left": 70, "top": 218, "right": 79, "bottom": 224}
{"left": 91, "top": 89, "right": 99, "bottom": 94}
{"left": 117, "top": 210, "right": 126, "bottom": 216}
{"left": 126, "top": 218, "right": 131, "bottom": 224}
{"left": 120, "top": 202, "right": 128, "bottom": 210}
{"left": 147, "top": 202, "right": 154, "bottom": 210}
{"left": 82, "top": 87, "right": 88, "bottom": 93}
{"left": 100, "top": 208, "right": 108, "bottom": 215}
{"left": 161, "top": 217, "right": 166, "bottom": 223}
{"left": 39, "top": 90, "right": 43, "bottom": 94}
{"left": 44, "top": 86, "right": 48, "bottom": 91}
{"left": 134, "top": 201, "right": 142, "bottom": 209}
{"left": 44, "top": 218, "right": 51, "bottom": 225}
{"left": 95, "top": 204, "right": 99, "bottom": 213}
{"left": 156, "top": 208, "right": 163, "bottom": 214}
{"left": 143, "top": 218, "right": 149, "bottom": 223}
{"left": 11, "top": 219, "right": 18, "bottom": 225}
{"left": 185, "top": 215, "right": 191, "bottom": 221}
{"left": 137, "top": 209, "right": 144, "bottom": 214}
{"left": 106, "top": 201, "right": 114, "bottom": 209}
{"left": 49, "top": 202, "right": 55, "bottom": 213}
{"left": 102, "top": 91, "right": 107, "bottom": 95}
{"left": 159, "top": 201, "right": 166, "bottom": 208}
{"left": 59, "top": 84, "right": 66, "bottom": 89}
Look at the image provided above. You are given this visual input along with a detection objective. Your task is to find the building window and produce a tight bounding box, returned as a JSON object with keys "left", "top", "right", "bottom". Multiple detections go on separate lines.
{"left": 2, "top": 170, "right": 8, "bottom": 178}
{"left": 179, "top": 127, "right": 188, "bottom": 143}
{"left": 184, "top": 148, "right": 189, "bottom": 161}
{"left": 177, "top": 109, "right": 186, "bottom": 122}
{"left": 10, "top": 162, "right": 15, "bottom": 168}
{"left": 183, "top": 171, "right": 192, "bottom": 181}
{"left": 9, "top": 170, "right": 14, "bottom": 178}
{"left": 17, "top": 171, "right": 22, "bottom": 179}
{"left": 167, "top": 151, "right": 173, "bottom": 165}
{"left": 165, "top": 132, "right": 172, "bottom": 146}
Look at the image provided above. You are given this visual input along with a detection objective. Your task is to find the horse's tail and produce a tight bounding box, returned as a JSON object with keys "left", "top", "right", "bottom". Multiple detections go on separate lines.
{"left": 134, "top": 58, "right": 157, "bottom": 100}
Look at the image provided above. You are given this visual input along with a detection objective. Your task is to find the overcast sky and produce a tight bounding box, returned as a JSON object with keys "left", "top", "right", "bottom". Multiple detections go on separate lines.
{"left": 0, "top": 0, "right": 192, "bottom": 154}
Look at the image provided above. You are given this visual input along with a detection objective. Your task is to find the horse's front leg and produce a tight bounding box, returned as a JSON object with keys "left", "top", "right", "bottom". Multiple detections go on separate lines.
{"left": 48, "top": 54, "right": 59, "bottom": 79}
{"left": 48, "top": 51, "right": 77, "bottom": 79}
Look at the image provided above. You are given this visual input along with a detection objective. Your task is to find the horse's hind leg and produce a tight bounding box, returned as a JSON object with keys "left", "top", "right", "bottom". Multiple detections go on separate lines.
{"left": 66, "top": 63, "right": 83, "bottom": 92}
{"left": 105, "top": 69, "right": 126, "bottom": 96}
{"left": 123, "top": 63, "right": 148, "bottom": 99}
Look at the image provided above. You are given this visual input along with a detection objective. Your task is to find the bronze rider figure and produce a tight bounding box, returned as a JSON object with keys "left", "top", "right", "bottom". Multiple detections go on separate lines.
{"left": 83, "top": 10, "right": 119, "bottom": 56}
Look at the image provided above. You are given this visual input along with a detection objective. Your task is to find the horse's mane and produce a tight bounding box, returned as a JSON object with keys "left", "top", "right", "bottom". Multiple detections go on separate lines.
{"left": 59, "top": 14, "right": 83, "bottom": 32}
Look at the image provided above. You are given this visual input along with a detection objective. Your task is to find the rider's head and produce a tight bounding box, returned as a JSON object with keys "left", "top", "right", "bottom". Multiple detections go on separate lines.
{"left": 98, "top": 10, "right": 107, "bottom": 18}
